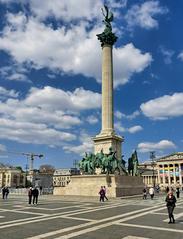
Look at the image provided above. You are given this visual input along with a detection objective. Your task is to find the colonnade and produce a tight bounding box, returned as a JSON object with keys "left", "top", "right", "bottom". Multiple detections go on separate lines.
{"left": 158, "top": 163, "right": 183, "bottom": 186}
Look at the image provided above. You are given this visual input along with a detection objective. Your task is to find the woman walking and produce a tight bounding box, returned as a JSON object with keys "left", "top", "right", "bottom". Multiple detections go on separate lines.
{"left": 165, "top": 191, "right": 176, "bottom": 224}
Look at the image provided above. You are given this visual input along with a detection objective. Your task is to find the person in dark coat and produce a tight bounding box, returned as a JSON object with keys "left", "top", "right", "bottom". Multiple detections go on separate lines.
{"left": 28, "top": 187, "right": 32, "bottom": 204}
{"left": 99, "top": 186, "right": 105, "bottom": 202}
{"left": 165, "top": 191, "right": 176, "bottom": 224}
{"left": 2, "top": 187, "right": 6, "bottom": 199}
{"left": 5, "top": 187, "right": 9, "bottom": 199}
{"left": 103, "top": 186, "right": 108, "bottom": 201}
{"left": 32, "top": 187, "right": 39, "bottom": 205}
{"left": 166, "top": 186, "right": 169, "bottom": 194}
{"left": 142, "top": 188, "right": 147, "bottom": 199}
{"left": 176, "top": 187, "right": 180, "bottom": 198}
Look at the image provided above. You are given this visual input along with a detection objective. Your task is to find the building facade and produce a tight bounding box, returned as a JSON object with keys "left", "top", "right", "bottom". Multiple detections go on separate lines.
{"left": 157, "top": 152, "right": 183, "bottom": 187}
{"left": 0, "top": 167, "right": 26, "bottom": 188}
{"left": 53, "top": 168, "right": 80, "bottom": 187}
{"left": 140, "top": 152, "right": 183, "bottom": 189}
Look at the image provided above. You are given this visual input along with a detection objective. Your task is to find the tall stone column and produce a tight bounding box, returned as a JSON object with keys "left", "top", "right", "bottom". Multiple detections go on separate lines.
{"left": 93, "top": 7, "right": 123, "bottom": 161}
{"left": 173, "top": 164, "right": 176, "bottom": 184}
{"left": 157, "top": 165, "right": 160, "bottom": 185}
{"left": 168, "top": 165, "right": 171, "bottom": 185}
{"left": 101, "top": 44, "right": 114, "bottom": 135}
{"left": 179, "top": 163, "right": 182, "bottom": 185}
{"left": 163, "top": 164, "right": 165, "bottom": 185}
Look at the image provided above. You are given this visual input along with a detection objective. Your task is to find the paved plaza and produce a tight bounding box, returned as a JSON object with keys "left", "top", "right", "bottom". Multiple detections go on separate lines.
{"left": 0, "top": 193, "right": 183, "bottom": 239}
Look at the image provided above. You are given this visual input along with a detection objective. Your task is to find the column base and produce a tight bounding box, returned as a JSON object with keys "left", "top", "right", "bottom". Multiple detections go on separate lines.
{"left": 92, "top": 133, "right": 124, "bottom": 161}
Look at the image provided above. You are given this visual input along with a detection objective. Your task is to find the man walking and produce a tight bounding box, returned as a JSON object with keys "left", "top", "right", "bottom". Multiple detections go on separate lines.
{"left": 149, "top": 186, "right": 155, "bottom": 199}
{"left": 28, "top": 187, "right": 32, "bottom": 204}
{"left": 32, "top": 187, "right": 39, "bottom": 205}
{"left": 103, "top": 186, "right": 108, "bottom": 201}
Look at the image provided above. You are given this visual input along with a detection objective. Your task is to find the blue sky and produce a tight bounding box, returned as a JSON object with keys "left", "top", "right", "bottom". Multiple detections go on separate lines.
{"left": 0, "top": 0, "right": 182, "bottom": 170}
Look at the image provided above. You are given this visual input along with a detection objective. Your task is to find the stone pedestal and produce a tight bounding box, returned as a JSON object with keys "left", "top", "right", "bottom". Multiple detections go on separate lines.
{"left": 93, "top": 134, "right": 123, "bottom": 161}
{"left": 54, "top": 175, "right": 144, "bottom": 197}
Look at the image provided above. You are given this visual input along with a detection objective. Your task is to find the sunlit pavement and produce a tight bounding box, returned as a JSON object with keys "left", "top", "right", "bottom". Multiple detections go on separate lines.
{"left": 0, "top": 193, "right": 183, "bottom": 239}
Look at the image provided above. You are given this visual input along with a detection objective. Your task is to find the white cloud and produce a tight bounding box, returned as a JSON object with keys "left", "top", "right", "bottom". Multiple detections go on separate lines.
{"left": 0, "top": 118, "right": 75, "bottom": 146}
{"left": 0, "top": 65, "right": 30, "bottom": 82}
{"left": 114, "top": 44, "right": 152, "bottom": 87}
{"left": 159, "top": 46, "right": 174, "bottom": 64}
{"left": 115, "top": 122, "right": 143, "bottom": 134}
{"left": 0, "top": 86, "right": 19, "bottom": 99}
{"left": 86, "top": 115, "right": 98, "bottom": 124}
{"left": 140, "top": 93, "right": 183, "bottom": 120}
{"left": 0, "top": 86, "right": 101, "bottom": 146}
{"left": 115, "top": 110, "right": 140, "bottom": 120}
{"left": 128, "top": 125, "right": 143, "bottom": 134}
{"left": 0, "top": 10, "right": 152, "bottom": 87}
{"left": 125, "top": 1, "right": 168, "bottom": 30}
{"left": 29, "top": 0, "right": 102, "bottom": 21}
{"left": 178, "top": 51, "right": 183, "bottom": 61}
{"left": 63, "top": 132, "right": 93, "bottom": 155}
{"left": 0, "top": 144, "right": 6, "bottom": 152}
{"left": 7, "top": 73, "right": 28, "bottom": 82}
{"left": 25, "top": 86, "right": 101, "bottom": 111}
{"left": 138, "top": 140, "right": 176, "bottom": 153}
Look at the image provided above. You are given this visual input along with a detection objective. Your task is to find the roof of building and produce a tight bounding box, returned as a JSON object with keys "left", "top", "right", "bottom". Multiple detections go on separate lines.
{"left": 157, "top": 152, "right": 183, "bottom": 162}
{"left": 140, "top": 169, "right": 158, "bottom": 176}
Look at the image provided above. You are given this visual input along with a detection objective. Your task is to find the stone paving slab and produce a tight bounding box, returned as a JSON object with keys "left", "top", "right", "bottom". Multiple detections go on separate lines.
{"left": 0, "top": 194, "right": 182, "bottom": 239}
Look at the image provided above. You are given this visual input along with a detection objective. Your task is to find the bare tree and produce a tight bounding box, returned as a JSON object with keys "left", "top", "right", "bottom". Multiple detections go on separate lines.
{"left": 39, "top": 164, "right": 55, "bottom": 174}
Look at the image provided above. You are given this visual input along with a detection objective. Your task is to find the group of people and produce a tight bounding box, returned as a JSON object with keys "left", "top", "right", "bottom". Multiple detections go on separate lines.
{"left": 143, "top": 185, "right": 180, "bottom": 224}
{"left": 99, "top": 186, "right": 108, "bottom": 202}
{"left": 142, "top": 186, "right": 155, "bottom": 200}
{"left": 2, "top": 186, "right": 9, "bottom": 199}
{"left": 28, "top": 187, "right": 39, "bottom": 205}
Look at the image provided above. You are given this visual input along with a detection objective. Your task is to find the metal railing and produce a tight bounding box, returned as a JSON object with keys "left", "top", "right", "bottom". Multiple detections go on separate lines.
{"left": 0, "top": 187, "right": 53, "bottom": 195}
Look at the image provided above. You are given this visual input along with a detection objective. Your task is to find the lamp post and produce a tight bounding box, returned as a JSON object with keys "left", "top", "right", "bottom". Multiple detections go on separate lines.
{"left": 150, "top": 151, "right": 156, "bottom": 188}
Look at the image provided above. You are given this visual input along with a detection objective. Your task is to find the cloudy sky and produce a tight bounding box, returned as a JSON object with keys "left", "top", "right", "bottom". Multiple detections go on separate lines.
{"left": 0, "top": 0, "right": 182, "bottom": 170}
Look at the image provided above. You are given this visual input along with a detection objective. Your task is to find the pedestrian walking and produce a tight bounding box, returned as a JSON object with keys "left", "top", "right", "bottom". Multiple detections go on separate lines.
{"left": 39, "top": 186, "right": 43, "bottom": 195}
{"left": 99, "top": 186, "right": 105, "bottom": 202}
{"left": 32, "top": 187, "right": 39, "bottom": 205}
{"left": 155, "top": 185, "right": 160, "bottom": 193}
{"left": 5, "top": 187, "right": 9, "bottom": 199}
{"left": 142, "top": 188, "right": 147, "bottom": 199}
{"left": 176, "top": 187, "right": 180, "bottom": 198}
{"left": 103, "top": 186, "right": 108, "bottom": 201}
{"left": 2, "top": 187, "right": 6, "bottom": 199}
{"left": 165, "top": 191, "right": 176, "bottom": 224}
{"left": 166, "top": 186, "right": 169, "bottom": 194}
{"left": 28, "top": 187, "right": 32, "bottom": 204}
{"left": 149, "top": 186, "right": 154, "bottom": 199}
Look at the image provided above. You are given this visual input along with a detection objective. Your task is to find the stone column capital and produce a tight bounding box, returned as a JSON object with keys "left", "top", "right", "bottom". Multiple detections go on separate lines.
{"left": 97, "top": 31, "right": 117, "bottom": 47}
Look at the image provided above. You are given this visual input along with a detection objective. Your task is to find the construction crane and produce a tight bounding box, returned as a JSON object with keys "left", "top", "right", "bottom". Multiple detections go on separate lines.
{"left": 0, "top": 150, "right": 43, "bottom": 171}
{"left": 22, "top": 153, "right": 44, "bottom": 171}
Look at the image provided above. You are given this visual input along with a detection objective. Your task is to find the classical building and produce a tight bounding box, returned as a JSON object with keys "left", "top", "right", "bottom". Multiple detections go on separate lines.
{"left": 139, "top": 152, "right": 183, "bottom": 189}
{"left": 0, "top": 167, "right": 26, "bottom": 188}
{"left": 157, "top": 152, "right": 183, "bottom": 187}
{"left": 53, "top": 168, "right": 80, "bottom": 187}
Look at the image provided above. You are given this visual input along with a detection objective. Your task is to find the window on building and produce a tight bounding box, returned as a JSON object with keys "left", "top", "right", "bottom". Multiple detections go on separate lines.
{"left": 165, "top": 176, "right": 168, "bottom": 184}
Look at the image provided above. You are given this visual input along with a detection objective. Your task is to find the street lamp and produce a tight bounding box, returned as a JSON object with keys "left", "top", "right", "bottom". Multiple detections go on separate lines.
{"left": 150, "top": 151, "right": 156, "bottom": 188}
